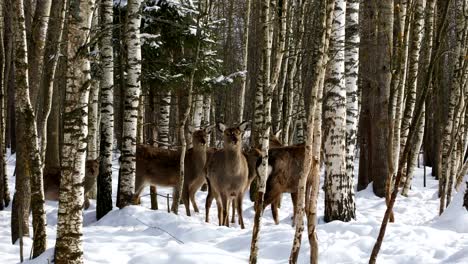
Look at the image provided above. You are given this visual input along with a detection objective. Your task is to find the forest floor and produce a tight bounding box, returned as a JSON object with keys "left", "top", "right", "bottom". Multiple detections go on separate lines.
{"left": 1, "top": 152, "right": 467, "bottom": 264}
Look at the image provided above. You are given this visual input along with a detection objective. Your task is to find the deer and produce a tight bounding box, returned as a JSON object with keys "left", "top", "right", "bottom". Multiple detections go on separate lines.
{"left": 204, "top": 131, "right": 285, "bottom": 225}
{"left": 257, "top": 145, "right": 315, "bottom": 225}
{"left": 204, "top": 121, "right": 249, "bottom": 229}
{"left": 44, "top": 159, "right": 99, "bottom": 209}
{"left": 133, "top": 126, "right": 214, "bottom": 216}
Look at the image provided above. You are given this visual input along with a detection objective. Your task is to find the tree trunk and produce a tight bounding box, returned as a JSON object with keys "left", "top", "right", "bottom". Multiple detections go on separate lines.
{"left": 97, "top": 0, "right": 114, "bottom": 220}
{"left": 12, "top": 0, "right": 48, "bottom": 257}
{"left": 238, "top": 0, "right": 252, "bottom": 124}
{"left": 0, "top": 0, "right": 9, "bottom": 210}
{"left": 172, "top": 5, "right": 203, "bottom": 214}
{"left": 28, "top": 0, "right": 52, "bottom": 110}
{"left": 323, "top": 0, "right": 355, "bottom": 223}
{"left": 250, "top": 0, "right": 287, "bottom": 262}
{"left": 37, "top": 0, "right": 67, "bottom": 169}
{"left": 345, "top": 0, "right": 359, "bottom": 185}
{"left": 117, "top": 0, "right": 142, "bottom": 209}
{"left": 192, "top": 94, "right": 203, "bottom": 128}
{"left": 290, "top": 0, "right": 334, "bottom": 261}
{"left": 359, "top": 0, "right": 392, "bottom": 198}
{"left": 54, "top": 0, "right": 95, "bottom": 262}
{"left": 369, "top": 0, "right": 452, "bottom": 262}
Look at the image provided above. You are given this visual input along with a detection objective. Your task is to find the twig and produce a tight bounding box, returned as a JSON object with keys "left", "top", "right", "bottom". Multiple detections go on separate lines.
{"left": 127, "top": 214, "right": 184, "bottom": 244}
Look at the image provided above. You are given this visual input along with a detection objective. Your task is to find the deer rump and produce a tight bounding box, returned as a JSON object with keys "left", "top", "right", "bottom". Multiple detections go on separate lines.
{"left": 44, "top": 159, "right": 99, "bottom": 209}
{"left": 257, "top": 145, "right": 312, "bottom": 225}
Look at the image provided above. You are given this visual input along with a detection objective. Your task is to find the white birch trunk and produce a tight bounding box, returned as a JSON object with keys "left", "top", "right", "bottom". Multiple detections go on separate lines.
{"left": 118, "top": 0, "right": 142, "bottom": 208}
{"left": 158, "top": 91, "right": 171, "bottom": 147}
{"left": 238, "top": 0, "right": 251, "bottom": 124}
{"left": 192, "top": 94, "right": 203, "bottom": 128}
{"left": 345, "top": 0, "right": 359, "bottom": 181}
{"left": 202, "top": 94, "right": 211, "bottom": 143}
{"left": 96, "top": 0, "right": 114, "bottom": 220}
{"left": 324, "top": 0, "right": 355, "bottom": 222}
{"left": 12, "top": 0, "right": 47, "bottom": 256}
{"left": 400, "top": 0, "right": 426, "bottom": 174}
{"left": 55, "top": 0, "right": 95, "bottom": 262}
{"left": 88, "top": 80, "right": 100, "bottom": 160}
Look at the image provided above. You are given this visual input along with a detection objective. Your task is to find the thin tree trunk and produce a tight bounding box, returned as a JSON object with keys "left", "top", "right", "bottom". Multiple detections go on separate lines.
{"left": 172, "top": 6, "right": 202, "bottom": 214}
{"left": 250, "top": 0, "right": 287, "bottom": 262}
{"left": 0, "top": 0, "right": 8, "bottom": 211}
{"left": 37, "top": 0, "right": 67, "bottom": 169}
{"left": 12, "top": 0, "right": 48, "bottom": 256}
{"left": 97, "top": 0, "right": 114, "bottom": 220}
{"left": 290, "top": 0, "right": 334, "bottom": 261}
{"left": 117, "top": 0, "right": 142, "bottom": 208}
{"left": 28, "top": 0, "right": 52, "bottom": 110}
{"left": 238, "top": 0, "right": 252, "bottom": 124}
{"left": 369, "top": 1, "right": 452, "bottom": 262}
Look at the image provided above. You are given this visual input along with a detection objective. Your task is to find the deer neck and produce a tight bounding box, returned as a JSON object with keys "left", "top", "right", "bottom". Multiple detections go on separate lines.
{"left": 224, "top": 145, "right": 243, "bottom": 160}
{"left": 192, "top": 145, "right": 207, "bottom": 160}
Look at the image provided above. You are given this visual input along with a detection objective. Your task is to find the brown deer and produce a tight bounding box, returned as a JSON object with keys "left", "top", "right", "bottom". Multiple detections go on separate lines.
{"left": 227, "top": 132, "right": 284, "bottom": 224}
{"left": 133, "top": 126, "right": 213, "bottom": 216}
{"left": 44, "top": 159, "right": 99, "bottom": 209}
{"left": 204, "top": 122, "right": 249, "bottom": 229}
{"left": 258, "top": 145, "right": 315, "bottom": 225}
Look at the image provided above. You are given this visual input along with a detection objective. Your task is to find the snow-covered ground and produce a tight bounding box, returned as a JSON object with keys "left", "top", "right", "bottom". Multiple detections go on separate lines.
{"left": 1, "top": 152, "right": 467, "bottom": 264}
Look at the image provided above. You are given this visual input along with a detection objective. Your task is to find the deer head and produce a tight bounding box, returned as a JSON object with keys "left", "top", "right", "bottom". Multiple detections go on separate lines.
{"left": 217, "top": 121, "right": 249, "bottom": 149}
{"left": 189, "top": 125, "right": 214, "bottom": 149}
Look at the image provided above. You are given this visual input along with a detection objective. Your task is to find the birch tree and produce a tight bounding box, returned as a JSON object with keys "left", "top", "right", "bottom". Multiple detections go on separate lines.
{"left": 158, "top": 91, "right": 171, "bottom": 146}
{"left": 117, "top": 0, "right": 142, "bottom": 208}
{"left": 250, "top": 0, "right": 287, "bottom": 262}
{"left": 370, "top": 0, "right": 452, "bottom": 261}
{"left": 402, "top": 0, "right": 435, "bottom": 196}
{"left": 0, "top": 1, "right": 9, "bottom": 211}
{"left": 289, "top": 0, "right": 334, "bottom": 261}
{"left": 345, "top": 0, "right": 359, "bottom": 184}
{"left": 97, "top": 0, "right": 114, "bottom": 220}
{"left": 12, "top": 0, "right": 48, "bottom": 257}
{"left": 54, "top": 0, "right": 95, "bottom": 262}
{"left": 323, "top": 0, "right": 355, "bottom": 222}
{"left": 238, "top": 0, "right": 251, "bottom": 124}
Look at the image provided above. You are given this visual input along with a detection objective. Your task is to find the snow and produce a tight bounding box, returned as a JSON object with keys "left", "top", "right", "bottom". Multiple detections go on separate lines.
{"left": 1, "top": 152, "right": 467, "bottom": 263}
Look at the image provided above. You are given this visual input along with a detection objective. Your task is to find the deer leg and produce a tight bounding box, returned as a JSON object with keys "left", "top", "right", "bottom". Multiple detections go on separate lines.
{"left": 291, "top": 192, "right": 298, "bottom": 227}
{"left": 84, "top": 196, "right": 90, "bottom": 210}
{"left": 236, "top": 194, "right": 245, "bottom": 229}
{"left": 190, "top": 189, "right": 199, "bottom": 213}
{"left": 216, "top": 197, "right": 223, "bottom": 226}
{"left": 271, "top": 198, "right": 280, "bottom": 225}
{"left": 305, "top": 181, "right": 311, "bottom": 216}
{"left": 183, "top": 185, "right": 191, "bottom": 217}
{"left": 231, "top": 199, "right": 236, "bottom": 223}
{"left": 133, "top": 183, "right": 146, "bottom": 205}
{"left": 205, "top": 182, "right": 214, "bottom": 223}
{"left": 221, "top": 194, "right": 229, "bottom": 227}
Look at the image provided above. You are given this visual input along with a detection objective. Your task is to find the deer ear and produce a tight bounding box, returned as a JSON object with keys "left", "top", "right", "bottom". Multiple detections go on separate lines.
{"left": 238, "top": 121, "right": 249, "bottom": 132}
{"left": 217, "top": 122, "right": 226, "bottom": 132}
{"left": 274, "top": 129, "right": 282, "bottom": 139}
{"left": 188, "top": 125, "right": 195, "bottom": 134}
{"left": 205, "top": 124, "right": 215, "bottom": 134}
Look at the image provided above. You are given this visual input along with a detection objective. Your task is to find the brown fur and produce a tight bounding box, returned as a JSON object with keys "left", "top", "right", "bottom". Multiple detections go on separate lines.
{"left": 133, "top": 127, "right": 213, "bottom": 216}
{"left": 260, "top": 146, "right": 314, "bottom": 225}
{"left": 205, "top": 122, "right": 249, "bottom": 229}
{"left": 44, "top": 159, "right": 99, "bottom": 209}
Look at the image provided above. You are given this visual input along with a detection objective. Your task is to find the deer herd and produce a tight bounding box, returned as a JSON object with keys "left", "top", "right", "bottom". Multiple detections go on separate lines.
{"left": 44, "top": 122, "right": 312, "bottom": 230}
